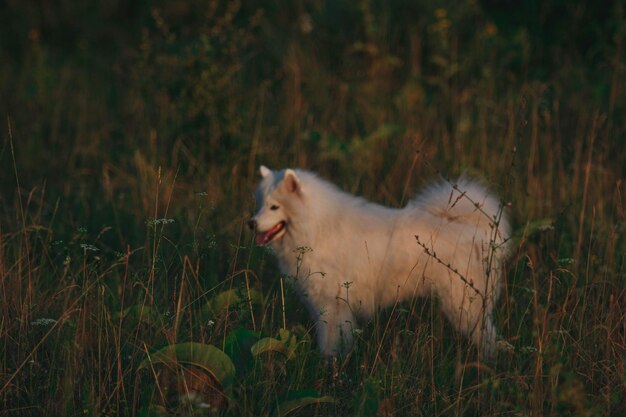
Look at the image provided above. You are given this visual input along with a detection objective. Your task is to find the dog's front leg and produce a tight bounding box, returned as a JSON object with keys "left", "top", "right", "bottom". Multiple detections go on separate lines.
{"left": 315, "top": 300, "right": 355, "bottom": 356}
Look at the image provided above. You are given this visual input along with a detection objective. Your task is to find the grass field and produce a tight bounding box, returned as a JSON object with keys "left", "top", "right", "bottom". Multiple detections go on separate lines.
{"left": 1, "top": 1, "right": 625, "bottom": 416}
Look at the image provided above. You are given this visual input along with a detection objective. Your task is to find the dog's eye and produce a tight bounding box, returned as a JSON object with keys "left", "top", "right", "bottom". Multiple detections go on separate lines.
{"left": 270, "top": 204, "right": 279, "bottom": 211}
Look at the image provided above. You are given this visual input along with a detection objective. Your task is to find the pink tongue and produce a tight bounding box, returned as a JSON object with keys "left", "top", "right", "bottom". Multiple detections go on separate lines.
{"left": 255, "top": 222, "right": 283, "bottom": 245}
{"left": 255, "top": 231, "right": 271, "bottom": 245}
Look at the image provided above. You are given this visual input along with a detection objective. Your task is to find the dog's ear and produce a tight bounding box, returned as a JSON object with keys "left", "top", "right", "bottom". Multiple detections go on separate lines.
{"left": 259, "top": 165, "right": 272, "bottom": 178}
{"left": 282, "top": 169, "right": 301, "bottom": 194}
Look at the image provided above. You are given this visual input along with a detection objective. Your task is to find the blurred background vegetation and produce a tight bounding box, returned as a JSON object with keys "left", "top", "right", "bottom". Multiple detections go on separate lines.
{"left": 2, "top": 0, "right": 624, "bottom": 289}
{"left": 2, "top": 0, "right": 624, "bottom": 234}
{"left": 1, "top": 0, "right": 625, "bottom": 415}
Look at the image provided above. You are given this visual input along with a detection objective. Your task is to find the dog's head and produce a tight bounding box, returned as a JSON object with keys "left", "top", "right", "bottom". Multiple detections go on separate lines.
{"left": 248, "top": 166, "right": 302, "bottom": 245}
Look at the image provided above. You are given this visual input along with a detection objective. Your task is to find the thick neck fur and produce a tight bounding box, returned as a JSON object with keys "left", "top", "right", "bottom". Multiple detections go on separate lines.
{"left": 269, "top": 170, "right": 397, "bottom": 260}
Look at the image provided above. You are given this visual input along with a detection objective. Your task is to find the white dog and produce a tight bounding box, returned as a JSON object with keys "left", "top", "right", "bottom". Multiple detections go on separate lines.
{"left": 249, "top": 166, "right": 510, "bottom": 357}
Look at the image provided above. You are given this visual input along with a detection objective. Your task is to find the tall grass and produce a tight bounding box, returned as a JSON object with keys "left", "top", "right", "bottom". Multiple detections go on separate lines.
{"left": 1, "top": 1, "right": 625, "bottom": 416}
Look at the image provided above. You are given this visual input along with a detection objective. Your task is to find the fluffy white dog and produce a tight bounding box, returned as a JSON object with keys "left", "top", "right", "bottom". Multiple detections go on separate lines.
{"left": 249, "top": 166, "right": 510, "bottom": 357}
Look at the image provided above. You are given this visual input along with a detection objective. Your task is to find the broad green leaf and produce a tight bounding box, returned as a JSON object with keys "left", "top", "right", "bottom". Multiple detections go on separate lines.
{"left": 139, "top": 342, "right": 235, "bottom": 388}
{"left": 272, "top": 392, "right": 335, "bottom": 417}
{"left": 251, "top": 337, "right": 287, "bottom": 357}
{"left": 278, "top": 328, "right": 298, "bottom": 358}
{"left": 202, "top": 288, "right": 264, "bottom": 318}
{"left": 251, "top": 329, "right": 298, "bottom": 359}
{"left": 116, "top": 306, "right": 164, "bottom": 327}
{"left": 210, "top": 289, "right": 241, "bottom": 313}
{"left": 278, "top": 328, "right": 291, "bottom": 341}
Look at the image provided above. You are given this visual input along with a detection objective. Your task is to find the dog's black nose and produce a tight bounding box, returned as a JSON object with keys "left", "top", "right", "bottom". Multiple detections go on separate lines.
{"left": 247, "top": 219, "right": 256, "bottom": 230}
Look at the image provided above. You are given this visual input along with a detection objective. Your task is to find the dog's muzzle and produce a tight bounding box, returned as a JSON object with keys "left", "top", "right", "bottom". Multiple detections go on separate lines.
{"left": 247, "top": 219, "right": 256, "bottom": 230}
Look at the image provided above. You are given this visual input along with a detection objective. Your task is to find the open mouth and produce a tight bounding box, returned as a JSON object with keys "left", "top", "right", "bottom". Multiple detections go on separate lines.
{"left": 255, "top": 221, "right": 286, "bottom": 245}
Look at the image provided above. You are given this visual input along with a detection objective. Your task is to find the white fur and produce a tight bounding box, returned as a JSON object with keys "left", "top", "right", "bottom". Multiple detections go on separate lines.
{"left": 251, "top": 166, "right": 511, "bottom": 357}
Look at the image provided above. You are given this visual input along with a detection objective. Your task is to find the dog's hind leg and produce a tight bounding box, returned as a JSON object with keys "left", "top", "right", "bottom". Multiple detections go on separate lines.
{"left": 474, "top": 314, "right": 497, "bottom": 358}
{"left": 437, "top": 279, "right": 497, "bottom": 358}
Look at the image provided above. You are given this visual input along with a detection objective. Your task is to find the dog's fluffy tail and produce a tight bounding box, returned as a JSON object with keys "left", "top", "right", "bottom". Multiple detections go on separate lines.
{"left": 411, "top": 176, "right": 510, "bottom": 247}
